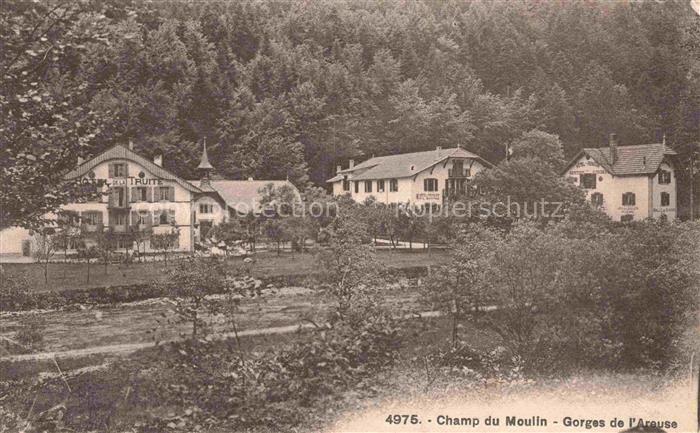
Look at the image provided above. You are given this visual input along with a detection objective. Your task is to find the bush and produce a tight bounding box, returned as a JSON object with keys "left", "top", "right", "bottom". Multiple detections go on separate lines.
{"left": 0, "top": 267, "right": 35, "bottom": 311}
{"left": 87, "top": 314, "right": 402, "bottom": 432}
{"left": 426, "top": 219, "right": 700, "bottom": 373}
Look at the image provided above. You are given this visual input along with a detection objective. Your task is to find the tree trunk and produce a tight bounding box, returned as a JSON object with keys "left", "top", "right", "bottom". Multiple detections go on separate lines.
{"left": 43, "top": 260, "right": 48, "bottom": 286}
{"left": 86, "top": 259, "right": 91, "bottom": 283}
{"left": 451, "top": 299, "right": 458, "bottom": 349}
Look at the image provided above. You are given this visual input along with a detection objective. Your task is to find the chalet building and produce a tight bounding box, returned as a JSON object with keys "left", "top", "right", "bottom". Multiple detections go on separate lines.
{"left": 0, "top": 143, "right": 298, "bottom": 256}
{"left": 327, "top": 146, "right": 493, "bottom": 206}
{"left": 562, "top": 134, "right": 677, "bottom": 221}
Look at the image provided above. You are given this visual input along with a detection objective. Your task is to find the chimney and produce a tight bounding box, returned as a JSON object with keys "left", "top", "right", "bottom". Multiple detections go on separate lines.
{"left": 153, "top": 150, "right": 163, "bottom": 167}
{"left": 609, "top": 133, "right": 618, "bottom": 164}
{"left": 128, "top": 139, "right": 134, "bottom": 150}
{"left": 349, "top": 159, "right": 355, "bottom": 169}
{"left": 336, "top": 165, "right": 342, "bottom": 174}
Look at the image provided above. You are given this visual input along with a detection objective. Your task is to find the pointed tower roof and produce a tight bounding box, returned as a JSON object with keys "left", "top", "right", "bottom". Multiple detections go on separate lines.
{"left": 197, "top": 139, "right": 214, "bottom": 170}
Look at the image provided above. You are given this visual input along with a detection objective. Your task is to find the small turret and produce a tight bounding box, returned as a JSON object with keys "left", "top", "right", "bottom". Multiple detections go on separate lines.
{"left": 198, "top": 138, "right": 214, "bottom": 186}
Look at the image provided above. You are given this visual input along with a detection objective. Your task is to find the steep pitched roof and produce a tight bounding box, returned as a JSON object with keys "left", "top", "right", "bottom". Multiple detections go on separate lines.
{"left": 64, "top": 145, "right": 202, "bottom": 192}
{"left": 326, "top": 147, "right": 492, "bottom": 183}
{"left": 563, "top": 143, "right": 677, "bottom": 176}
{"left": 197, "top": 141, "right": 214, "bottom": 170}
{"left": 188, "top": 179, "right": 300, "bottom": 213}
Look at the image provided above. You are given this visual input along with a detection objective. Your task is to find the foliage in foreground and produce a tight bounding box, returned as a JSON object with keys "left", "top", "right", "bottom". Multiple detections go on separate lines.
{"left": 425, "top": 216, "right": 700, "bottom": 373}
{"left": 1, "top": 310, "right": 400, "bottom": 433}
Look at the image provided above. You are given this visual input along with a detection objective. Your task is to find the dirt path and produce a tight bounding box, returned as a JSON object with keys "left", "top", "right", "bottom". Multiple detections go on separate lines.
{"left": 1, "top": 311, "right": 444, "bottom": 363}
{"left": 0, "top": 286, "right": 435, "bottom": 362}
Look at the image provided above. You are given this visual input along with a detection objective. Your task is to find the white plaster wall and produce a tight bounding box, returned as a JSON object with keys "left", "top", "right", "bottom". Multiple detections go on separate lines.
{"left": 651, "top": 161, "right": 677, "bottom": 219}
{"left": 0, "top": 227, "right": 32, "bottom": 254}
{"left": 2, "top": 159, "right": 199, "bottom": 255}
{"left": 566, "top": 155, "right": 651, "bottom": 221}
{"left": 333, "top": 158, "right": 487, "bottom": 206}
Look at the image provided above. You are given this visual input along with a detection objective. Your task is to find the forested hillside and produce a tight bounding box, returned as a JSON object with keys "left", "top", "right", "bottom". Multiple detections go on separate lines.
{"left": 3, "top": 0, "right": 699, "bottom": 189}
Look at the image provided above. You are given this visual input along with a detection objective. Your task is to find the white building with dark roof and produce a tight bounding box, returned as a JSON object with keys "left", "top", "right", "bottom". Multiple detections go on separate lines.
{"left": 562, "top": 134, "right": 677, "bottom": 221}
{"left": 0, "top": 142, "right": 299, "bottom": 256}
{"left": 327, "top": 146, "right": 493, "bottom": 206}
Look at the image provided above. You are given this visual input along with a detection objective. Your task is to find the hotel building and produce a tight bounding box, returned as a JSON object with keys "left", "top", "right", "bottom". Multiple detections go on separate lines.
{"left": 563, "top": 134, "right": 677, "bottom": 221}
{"left": 0, "top": 143, "right": 298, "bottom": 256}
{"left": 327, "top": 146, "right": 492, "bottom": 206}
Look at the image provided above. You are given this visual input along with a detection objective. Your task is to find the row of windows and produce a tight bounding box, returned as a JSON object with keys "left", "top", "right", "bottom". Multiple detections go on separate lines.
{"left": 345, "top": 178, "right": 444, "bottom": 193}
{"left": 199, "top": 203, "right": 215, "bottom": 214}
{"left": 79, "top": 210, "right": 177, "bottom": 226}
{"left": 580, "top": 170, "right": 672, "bottom": 190}
{"left": 590, "top": 192, "right": 671, "bottom": 207}
{"left": 345, "top": 179, "right": 399, "bottom": 193}
{"left": 104, "top": 186, "right": 176, "bottom": 205}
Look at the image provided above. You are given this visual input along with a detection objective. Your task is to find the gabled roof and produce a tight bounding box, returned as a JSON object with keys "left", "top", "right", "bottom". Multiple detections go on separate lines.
{"left": 64, "top": 145, "right": 202, "bottom": 192}
{"left": 562, "top": 143, "right": 677, "bottom": 176}
{"left": 326, "top": 147, "right": 492, "bottom": 183}
{"left": 188, "top": 179, "right": 300, "bottom": 213}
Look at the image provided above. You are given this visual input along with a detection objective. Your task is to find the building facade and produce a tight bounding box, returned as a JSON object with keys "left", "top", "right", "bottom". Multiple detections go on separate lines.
{"left": 327, "top": 146, "right": 492, "bottom": 206}
{"left": 562, "top": 135, "right": 677, "bottom": 221}
{"left": 0, "top": 143, "right": 299, "bottom": 256}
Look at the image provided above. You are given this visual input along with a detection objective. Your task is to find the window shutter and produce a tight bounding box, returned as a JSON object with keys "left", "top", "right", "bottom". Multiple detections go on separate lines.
{"left": 169, "top": 186, "right": 175, "bottom": 201}
{"left": 108, "top": 163, "right": 114, "bottom": 178}
{"left": 124, "top": 163, "right": 129, "bottom": 177}
{"left": 169, "top": 209, "right": 176, "bottom": 224}
{"left": 108, "top": 189, "right": 115, "bottom": 207}
{"left": 96, "top": 212, "right": 103, "bottom": 224}
{"left": 145, "top": 212, "right": 153, "bottom": 229}
{"left": 147, "top": 187, "right": 153, "bottom": 202}
{"left": 131, "top": 211, "right": 138, "bottom": 226}
{"left": 130, "top": 187, "right": 138, "bottom": 202}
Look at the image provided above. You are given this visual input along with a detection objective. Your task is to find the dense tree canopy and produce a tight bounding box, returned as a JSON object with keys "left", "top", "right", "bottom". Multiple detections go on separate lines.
{"left": 2, "top": 0, "right": 699, "bottom": 226}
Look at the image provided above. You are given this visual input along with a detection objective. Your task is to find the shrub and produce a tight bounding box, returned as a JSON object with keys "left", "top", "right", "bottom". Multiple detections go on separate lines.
{"left": 426, "top": 219, "right": 700, "bottom": 373}
{"left": 0, "top": 267, "right": 36, "bottom": 311}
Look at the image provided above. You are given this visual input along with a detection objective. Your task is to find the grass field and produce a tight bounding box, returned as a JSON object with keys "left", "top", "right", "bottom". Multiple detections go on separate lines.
{"left": 1, "top": 249, "right": 448, "bottom": 292}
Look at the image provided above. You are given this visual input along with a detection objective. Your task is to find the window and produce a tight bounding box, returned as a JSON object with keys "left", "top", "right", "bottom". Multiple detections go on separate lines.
{"left": 658, "top": 170, "right": 671, "bottom": 184}
{"left": 591, "top": 192, "right": 604, "bottom": 208}
{"left": 159, "top": 211, "right": 169, "bottom": 225}
{"left": 621, "top": 215, "right": 634, "bottom": 223}
{"left": 199, "top": 203, "right": 214, "bottom": 214}
{"left": 580, "top": 173, "right": 597, "bottom": 189}
{"left": 133, "top": 187, "right": 148, "bottom": 202}
{"left": 110, "top": 187, "right": 126, "bottom": 207}
{"left": 342, "top": 179, "right": 350, "bottom": 191}
{"left": 116, "top": 236, "right": 132, "bottom": 250}
{"left": 424, "top": 178, "right": 438, "bottom": 192}
{"left": 110, "top": 163, "right": 127, "bottom": 178}
{"left": 377, "top": 180, "right": 385, "bottom": 192}
{"left": 114, "top": 213, "right": 127, "bottom": 226}
{"left": 354, "top": 181, "right": 359, "bottom": 194}
{"left": 622, "top": 192, "right": 636, "bottom": 206}
{"left": 452, "top": 160, "right": 464, "bottom": 177}
{"left": 364, "top": 180, "right": 372, "bottom": 193}
{"left": 159, "top": 186, "right": 172, "bottom": 201}
{"left": 389, "top": 179, "right": 398, "bottom": 192}
{"left": 660, "top": 192, "right": 670, "bottom": 207}
{"left": 132, "top": 211, "right": 149, "bottom": 226}
{"left": 82, "top": 211, "right": 102, "bottom": 226}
